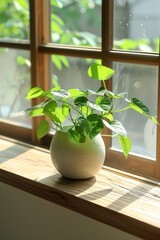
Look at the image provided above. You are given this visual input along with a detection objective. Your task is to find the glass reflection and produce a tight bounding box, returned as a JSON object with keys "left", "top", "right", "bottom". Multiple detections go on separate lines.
{"left": 112, "top": 61, "right": 158, "bottom": 158}
{"left": 0, "top": 48, "right": 31, "bottom": 128}
{"left": 113, "top": 0, "right": 160, "bottom": 52}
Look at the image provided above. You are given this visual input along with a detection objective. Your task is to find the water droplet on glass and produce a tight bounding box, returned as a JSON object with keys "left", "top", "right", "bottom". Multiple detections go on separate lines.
{"left": 117, "top": 0, "right": 127, "bottom": 7}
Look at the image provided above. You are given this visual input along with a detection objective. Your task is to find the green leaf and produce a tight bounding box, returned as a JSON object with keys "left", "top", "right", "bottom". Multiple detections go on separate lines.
{"left": 44, "top": 102, "right": 67, "bottom": 123}
{"left": 16, "top": 0, "right": 28, "bottom": 9}
{"left": 51, "top": 55, "right": 63, "bottom": 69}
{"left": 78, "top": 117, "right": 90, "bottom": 135}
{"left": 28, "top": 107, "right": 44, "bottom": 117}
{"left": 51, "top": 74, "right": 60, "bottom": 88}
{"left": 43, "top": 87, "right": 61, "bottom": 99}
{"left": 75, "top": 125, "right": 83, "bottom": 134}
{"left": 130, "top": 98, "right": 150, "bottom": 115}
{"left": 51, "top": 89, "right": 70, "bottom": 98}
{"left": 87, "top": 114, "right": 104, "bottom": 138}
{"left": 96, "top": 96, "right": 112, "bottom": 112}
{"left": 68, "top": 89, "right": 84, "bottom": 99}
{"left": 36, "top": 120, "right": 50, "bottom": 140}
{"left": 114, "top": 39, "right": 138, "bottom": 50}
{"left": 80, "top": 106, "right": 92, "bottom": 117}
{"left": 129, "top": 98, "right": 158, "bottom": 124}
{"left": 74, "top": 96, "right": 88, "bottom": 106}
{"left": 43, "top": 100, "right": 57, "bottom": 112}
{"left": 68, "top": 127, "right": 86, "bottom": 143}
{"left": 26, "top": 87, "right": 44, "bottom": 99}
{"left": 55, "top": 107, "right": 66, "bottom": 123}
{"left": 97, "top": 87, "right": 127, "bottom": 99}
{"left": 88, "top": 63, "right": 115, "bottom": 81}
{"left": 118, "top": 135, "right": 131, "bottom": 158}
{"left": 107, "top": 91, "right": 128, "bottom": 99}
{"left": 17, "top": 56, "right": 31, "bottom": 67}
{"left": 51, "top": 86, "right": 61, "bottom": 92}
{"left": 51, "top": 13, "right": 64, "bottom": 26}
{"left": 43, "top": 100, "right": 58, "bottom": 121}
{"left": 87, "top": 101, "right": 104, "bottom": 112}
{"left": 103, "top": 120, "right": 127, "bottom": 137}
{"left": 51, "top": 0, "right": 63, "bottom": 8}
{"left": 86, "top": 89, "right": 97, "bottom": 95}
{"left": 58, "top": 55, "right": 69, "bottom": 68}
{"left": 105, "top": 113, "right": 113, "bottom": 121}
{"left": 62, "top": 102, "right": 70, "bottom": 117}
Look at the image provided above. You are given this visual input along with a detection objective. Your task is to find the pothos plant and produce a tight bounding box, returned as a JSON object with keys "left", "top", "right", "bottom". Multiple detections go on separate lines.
{"left": 25, "top": 63, "right": 158, "bottom": 158}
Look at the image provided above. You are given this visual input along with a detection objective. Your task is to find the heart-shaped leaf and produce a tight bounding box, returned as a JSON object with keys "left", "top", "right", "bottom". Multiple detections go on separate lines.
{"left": 87, "top": 101, "right": 104, "bottom": 112}
{"left": 68, "top": 89, "right": 84, "bottom": 99}
{"left": 43, "top": 101, "right": 61, "bottom": 123}
{"left": 62, "top": 102, "right": 70, "bottom": 117}
{"left": 129, "top": 98, "right": 158, "bottom": 124}
{"left": 26, "top": 87, "right": 44, "bottom": 99}
{"left": 55, "top": 107, "right": 67, "bottom": 123}
{"left": 130, "top": 98, "right": 150, "bottom": 115}
{"left": 88, "top": 63, "right": 115, "bottom": 81}
{"left": 36, "top": 120, "right": 50, "bottom": 139}
{"left": 78, "top": 117, "right": 90, "bottom": 135}
{"left": 96, "top": 96, "right": 112, "bottom": 112}
{"left": 68, "top": 127, "right": 86, "bottom": 143}
{"left": 103, "top": 120, "right": 127, "bottom": 137}
{"left": 74, "top": 96, "right": 88, "bottom": 106}
{"left": 28, "top": 107, "right": 44, "bottom": 117}
{"left": 87, "top": 114, "right": 104, "bottom": 138}
{"left": 51, "top": 89, "right": 70, "bottom": 98}
{"left": 118, "top": 135, "right": 131, "bottom": 158}
{"left": 80, "top": 105, "right": 92, "bottom": 117}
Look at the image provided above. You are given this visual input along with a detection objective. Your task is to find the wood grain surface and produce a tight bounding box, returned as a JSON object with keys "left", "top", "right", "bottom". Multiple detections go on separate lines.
{"left": 0, "top": 135, "right": 160, "bottom": 240}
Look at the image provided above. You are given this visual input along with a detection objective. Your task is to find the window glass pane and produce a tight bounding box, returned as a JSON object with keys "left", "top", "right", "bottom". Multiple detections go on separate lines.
{"left": 50, "top": 56, "right": 100, "bottom": 90}
{"left": 0, "top": 0, "right": 30, "bottom": 40}
{"left": 50, "top": 0, "right": 101, "bottom": 47}
{"left": 113, "top": 0, "right": 160, "bottom": 52}
{"left": 112, "top": 62, "right": 158, "bottom": 159}
{"left": 49, "top": 56, "right": 101, "bottom": 132}
{"left": 0, "top": 48, "right": 31, "bottom": 128}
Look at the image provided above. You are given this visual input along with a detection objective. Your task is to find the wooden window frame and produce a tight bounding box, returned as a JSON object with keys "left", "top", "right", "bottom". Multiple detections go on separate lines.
{"left": 0, "top": 0, "right": 160, "bottom": 180}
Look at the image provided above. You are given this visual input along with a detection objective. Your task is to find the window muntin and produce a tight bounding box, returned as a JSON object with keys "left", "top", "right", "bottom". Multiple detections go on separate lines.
{"left": 0, "top": 0, "right": 30, "bottom": 41}
{"left": 113, "top": 0, "right": 160, "bottom": 52}
{"left": 0, "top": 48, "right": 31, "bottom": 128}
{"left": 50, "top": 0, "right": 101, "bottom": 47}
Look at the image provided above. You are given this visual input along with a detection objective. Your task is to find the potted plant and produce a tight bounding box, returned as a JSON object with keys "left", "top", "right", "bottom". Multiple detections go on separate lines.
{"left": 25, "top": 63, "right": 158, "bottom": 179}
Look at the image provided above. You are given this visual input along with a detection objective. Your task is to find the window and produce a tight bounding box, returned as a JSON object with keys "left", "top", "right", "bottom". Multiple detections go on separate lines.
{"left": 0, "top": 0, "right": 160, "bottom": 180}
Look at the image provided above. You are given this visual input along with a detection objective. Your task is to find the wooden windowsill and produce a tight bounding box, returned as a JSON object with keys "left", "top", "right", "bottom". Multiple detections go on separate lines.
{"left": 0, "top": 135, "right": 160, "bottom": 240}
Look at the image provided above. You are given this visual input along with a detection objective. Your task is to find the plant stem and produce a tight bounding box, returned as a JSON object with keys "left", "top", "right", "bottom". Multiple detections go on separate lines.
{"left": 113, "top": 105, "right": 130, "bottom": 113}
{"left": 101, "top": 133, "right": 117, "bottom": 138}
{"left": 69, "top": 110, "right": 75, "bottom": 124}
{"left": 59, "top": 99, "right": 84, "bottom": 117}
{"left": 50, "top": 125, "right": 57, "bottom": 131}
{"left": 102, "top": 80, "right": 107, "bottom": 91}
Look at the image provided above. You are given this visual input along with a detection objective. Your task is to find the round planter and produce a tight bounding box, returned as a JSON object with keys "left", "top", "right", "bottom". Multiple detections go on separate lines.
{"left": 50, "top": 131, "right": 106, "bottom": 179}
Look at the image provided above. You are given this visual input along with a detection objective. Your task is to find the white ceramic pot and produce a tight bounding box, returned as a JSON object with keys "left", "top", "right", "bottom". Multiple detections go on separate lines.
{"left": 50, "top": 131, "right": 106, "bottom": 179}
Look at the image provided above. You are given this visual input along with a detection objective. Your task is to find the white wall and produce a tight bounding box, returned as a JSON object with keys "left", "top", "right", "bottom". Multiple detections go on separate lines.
{"left": 0, "top": 182, "right": 141, "bottom": 240}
